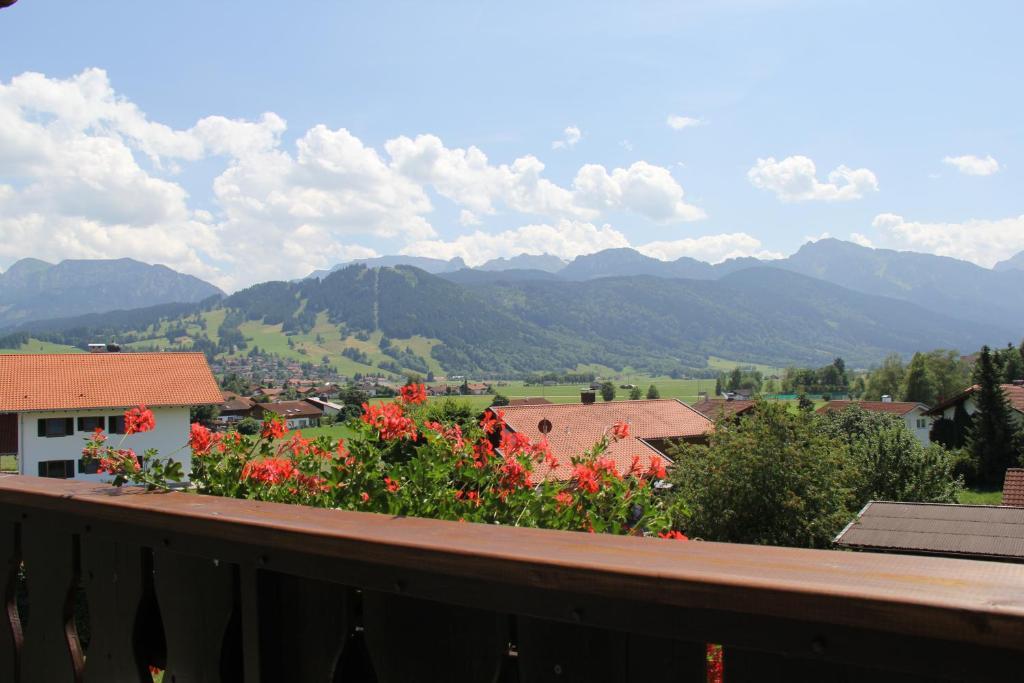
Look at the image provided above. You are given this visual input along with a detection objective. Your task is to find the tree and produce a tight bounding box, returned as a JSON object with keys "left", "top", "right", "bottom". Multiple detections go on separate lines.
{"left": 190, "top": 404, "right": 220, "bottom": 425}
{"left": 727, "top": 367, "right": 743, "bottom": 392}
{"left": 667, "top": 403, "right": 853, "bottom": 548}
{"left": 1002, "top": 343, "right": 1024, "bottom": 383}
{"left": 646, "top": 384, "right": 660, "bottom": 400}
{"left": 901, "top": 352, "right": 936, "bottom": 404}
{"left": 237, "top": 417, "right": 260, "bottom": 435}
{"left": 599, "top": 381, "right": 616, "bottom": 402}
{"left": 864, "top": 354, "right": 905, "bottom": 401}
{"left": 492, "top": 393, "right": 510, "bottom": 406}
{"left": 629, "top": 386, "right": 642, "bottom": 400}
{"left": 922, "top": 350, "right": 970, "bottom": 403}
{"left": 970, "top": 346, "right": 1020, "bottom": 486}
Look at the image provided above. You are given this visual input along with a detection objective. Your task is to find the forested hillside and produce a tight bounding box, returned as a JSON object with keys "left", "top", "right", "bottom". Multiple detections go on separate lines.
{"left": 1, "top": 263, "right": 1014, "bottom": 377}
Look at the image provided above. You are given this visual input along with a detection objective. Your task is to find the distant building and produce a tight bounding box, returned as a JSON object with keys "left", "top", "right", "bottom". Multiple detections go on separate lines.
{"left": 494, "top": 396, "right": 713, "bottom": 481}
{"left": 817, "top": 400, "right": 934, "bottom": 446}
{"left": 925, "top": 383, "right": 1024, "bottom": 430}
{"left": 219, "top": 392, "right": 256, "bottom": 421}
{"left": 304, "top": 397, "right": 342, "bottom": 417}
{"left": 251, "top": 401, "right": 323, "bottom": 429}
{"left": 507, "top": 397, "right": 553, "bottom": 407}
{"left": 835, "top": 501, "right": 1024, "bottom": 563}
{"left": 0, "top": 352, "right": 221, "bottom": 481}
{"left": 691, "top": 398, "right": 756, "bottom": 421}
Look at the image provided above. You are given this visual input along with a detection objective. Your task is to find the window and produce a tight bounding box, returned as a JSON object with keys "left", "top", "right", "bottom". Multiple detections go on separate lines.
{"left": 108, "top": 415, "right": 126, "bottom": 434}
{"left": 38, "top": 460, "right": 74, "bottom": 478}
{"left": 916, "top": 418, "right": 928, "bottom": 429}
{"left": 78, "top": 458, "right": 100, "bottom": 475}
{"left": 78, "top": 416, "right": 106, "bottom": 432}
{"left": 37, "top": 418, "right": 73, "bottom": 438}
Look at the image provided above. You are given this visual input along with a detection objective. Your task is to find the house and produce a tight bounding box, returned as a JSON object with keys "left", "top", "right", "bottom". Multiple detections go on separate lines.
{"left": 254, "top": 387, "right": 284, "bottom": 401}
{"left": 219, "top": 392, "right": 256, "bottom": 421}
{"left": 834, "top": 501, "right": 1024, "bottom": 563}
{"left": 507, "top": 397, "right": 553, "bottom": 407}
{"left": 494, "top": 395, "right": 713, "bottom": 481}
{"left": 251, "top": 401, "right": 323, "bottom": 429}
{"left": 465, "top": 382, "right": 490, "bottom": 395}
{"left": 924, "top": 382, "right": 1024, "bottom": 429}
{"left": 691, "top": 398, "right": 756, "bottom": 421}
{"left": 817, "top": 400, "right": 934, "bottom": 446}
{"left": 0, "top": 352, "right": 221, "bottom": 481}
{"left": 1003, "top": 468, "right": 1024, "bottom": 508}
{"left": 304, "top": 397, "right": 343, "bottom": 417}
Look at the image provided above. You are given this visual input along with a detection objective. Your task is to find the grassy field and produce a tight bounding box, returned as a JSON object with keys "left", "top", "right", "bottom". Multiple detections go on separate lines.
{"left": 706, "top": 356, "right": 784, "bottom": 377}
{"left": 274, "top": 423, "right": 358, "bottom": 442}
{"left": 0, "top": 339, "right": 83, "bottom": 354}
{"left": 957, "top": 488, "right": 1002, "bottom": 505}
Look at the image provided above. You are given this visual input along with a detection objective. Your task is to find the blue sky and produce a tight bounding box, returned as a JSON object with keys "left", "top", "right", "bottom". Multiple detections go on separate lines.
{"left": 1, "top": 0, "right": 1021, "bottom": 290}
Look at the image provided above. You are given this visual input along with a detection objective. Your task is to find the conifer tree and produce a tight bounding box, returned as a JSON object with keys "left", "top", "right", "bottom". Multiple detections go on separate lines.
{"left": 646, "top": 384, "right": 660, "bottom": 399}
{"left": 969, "top": 346, "right": 1018, "bottom": 486}
{"left": 1002, "top": 342, "right": 1024, "bottom": 383}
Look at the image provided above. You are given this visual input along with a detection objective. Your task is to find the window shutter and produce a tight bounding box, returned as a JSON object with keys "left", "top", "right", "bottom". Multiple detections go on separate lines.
{"left": 38, "top": 419, "right": 46, "bottom": 437}
{"left": 65, "top": 418, "right": 74, "bottom": 436}
{"left": 77, "top": 417, "right": 85, "bottom": 432}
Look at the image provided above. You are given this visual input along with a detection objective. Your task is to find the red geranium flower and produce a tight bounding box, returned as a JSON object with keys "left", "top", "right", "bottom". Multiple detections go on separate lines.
{"left": 611, "top": 420, "right": 630, "bottom": 440}
{"left": 189, "top": 423, "right": 212, "bottom": 456}
{"left": 399, "top": 382, "right": 428, "bottom": 405}
{"left": 124, "top": 405, "right": 155, "bottom": 435}
{"left": 479, "top": 409, "right": 505, "bottom": 436}
{"left": 658, "top": 530, "right": 689, "bottom": 541}
{"left": 260, "top": 415, "right": 288, "bottom": 440}
{"left": 361, "top": 402, "right": 417, "bottom": 441}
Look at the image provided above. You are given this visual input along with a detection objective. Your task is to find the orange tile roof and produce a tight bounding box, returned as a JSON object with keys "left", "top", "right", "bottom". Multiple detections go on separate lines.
{"left": 1003, "top": 469, "right": 1024, "bottom": 508}
{"left": 496, "top": 399, "right": 712, "bottom": 480}
{"left": 816, "top": 400, "right": 927, "bottom": 416}
{"left": 0, "top": 352, "right": 222, "bottom": 412}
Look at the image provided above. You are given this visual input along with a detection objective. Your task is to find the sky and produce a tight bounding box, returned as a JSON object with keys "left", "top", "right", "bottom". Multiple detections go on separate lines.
{"left": 0, "top": 0, "right": 1022, "bottom": 291}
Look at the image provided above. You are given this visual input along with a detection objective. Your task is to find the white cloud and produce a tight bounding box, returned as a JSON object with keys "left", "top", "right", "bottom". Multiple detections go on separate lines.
{"left": 748, "top": 155, "right": 878, "bottom": 202}
{"left": 666, "top": 115, "right": 703, "bottom": 130}
{"left": 637, "top": 232, "right": 783, "bottom": 263}
{"left": 871, "top": 213, "right": 1024, "bottom": 267}
{"left": 0, "top": 68, "right": 710, "bottom": 289}
{"left": 943, "top": 154, "right": 1000, "bottom": 176}
{"left": 849, "top": 232, "right": 874, "bottom": 248}
{"left": 401, "top": 220, "right": 630, "bottom": 266}
{"left": 573, "top": 162, "right": 706, "bottom": 222}
{"left": 551, "top": 125, "right": 581, "bottom": 150}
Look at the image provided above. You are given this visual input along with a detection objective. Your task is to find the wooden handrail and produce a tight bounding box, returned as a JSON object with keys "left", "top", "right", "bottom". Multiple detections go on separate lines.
{"left": 1, "top": 474, "right": 1022, "bottom": 681}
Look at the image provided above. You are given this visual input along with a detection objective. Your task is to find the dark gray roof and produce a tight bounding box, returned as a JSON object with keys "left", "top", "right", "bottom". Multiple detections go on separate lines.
{"left": 834, "top": 501, "right": 1024, "bottom": 561}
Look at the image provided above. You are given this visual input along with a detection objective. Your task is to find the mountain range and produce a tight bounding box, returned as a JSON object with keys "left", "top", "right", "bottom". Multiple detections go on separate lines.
{"left": 0, "top": 241, "right": 1020, "bottom": 375}
{"left": 0, "top": 258, "right": 222, "bottom": 329}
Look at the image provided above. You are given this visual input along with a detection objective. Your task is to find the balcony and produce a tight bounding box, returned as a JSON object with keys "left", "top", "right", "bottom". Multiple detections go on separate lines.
{"left": 1, "top": 474, "right": 1022, "bottom": 682}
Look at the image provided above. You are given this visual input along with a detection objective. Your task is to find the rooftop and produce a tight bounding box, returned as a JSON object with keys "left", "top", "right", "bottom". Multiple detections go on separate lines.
{"left": 834, "top": 501, "right": 1024, "bottom": 562}
{"left": 255, "top": 400, "right": 323, "bottom": 419}
{"left": 926, "top": 383, "right": 1024, "bottom": 416}
{"left": 691, "top": 398, "right": 756, "bottom": 420}
{"left": 1004, "top": 469, "right": 1024, "bottom": 508}
{"left": 817, "top": 400, "right": 928, "bottom": 416}
{"left": 497, "top": 398, "right": 712, "bottom": 480}
{"left": 0, "top": 352, "right": 222, "bottom": 412}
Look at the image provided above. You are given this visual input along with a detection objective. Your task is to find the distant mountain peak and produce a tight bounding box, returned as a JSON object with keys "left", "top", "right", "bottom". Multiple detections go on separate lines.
{"left": 478, "top": 253, "right": 567, "bottom": 273}
{"left": 994, "top": 250, "right": 1024, "bottom": 272}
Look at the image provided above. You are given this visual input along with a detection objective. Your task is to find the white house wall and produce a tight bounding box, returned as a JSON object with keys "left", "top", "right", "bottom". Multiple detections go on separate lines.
{"left": 19, "top": 406, "right": 193, "bottom": 483}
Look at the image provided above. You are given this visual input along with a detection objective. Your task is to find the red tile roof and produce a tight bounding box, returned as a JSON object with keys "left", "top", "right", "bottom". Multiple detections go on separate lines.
{"left": 1003, "top": 469, "right": 1024, "bottom": 508}
{"left": 0, "top": 352, "right": 222, "bottom": 412}
{"left": 692, "top": 399, "right": 756, "bottom": 420}
{"left": 816, "top": 400, "right": 927, "bottom": 416}
{"left": 496, "top": 399, "right": 712, "bottom": 480}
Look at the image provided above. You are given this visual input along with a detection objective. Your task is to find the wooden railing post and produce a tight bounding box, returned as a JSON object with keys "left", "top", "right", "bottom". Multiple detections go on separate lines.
{"left": 0, "top": 520, "right": 21, "bottom": 683}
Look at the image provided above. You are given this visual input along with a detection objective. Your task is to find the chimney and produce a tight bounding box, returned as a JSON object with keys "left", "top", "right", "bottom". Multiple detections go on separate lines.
{"left": 881, "top": 395, "right": 893, "bottom": 403}
{"left": 580, "top": 390, "right": 596, "bottom": 404}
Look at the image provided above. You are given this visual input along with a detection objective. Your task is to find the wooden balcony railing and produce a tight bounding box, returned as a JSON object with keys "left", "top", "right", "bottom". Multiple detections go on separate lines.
{"left": 1, "top": 474, "right": 1023, "bottom": 682}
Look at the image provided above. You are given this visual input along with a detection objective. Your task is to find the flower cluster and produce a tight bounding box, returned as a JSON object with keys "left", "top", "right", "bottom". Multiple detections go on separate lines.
{"left": 399, "top": 382, "right": 428, "bottom": 405}
{"left": 80, "top": 405, "right": 183, "bottom": 490}
{"left": 361, "top": 402, "right": 418, "bottom": 441}
{"left": 124, "top": 405, "right": 156, "bottom": 435}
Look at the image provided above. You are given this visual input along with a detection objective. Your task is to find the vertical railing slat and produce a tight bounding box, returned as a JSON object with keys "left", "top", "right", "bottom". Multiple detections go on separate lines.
{"left": 254, "top": 571, "right": 351, "bottom": 682}
{"left": 516, "top": 617, "right": 628, "bottom": 683}
{"left": 153, "top": 550, "right": 239, "bottom": 683}
{"left": 363, "top": 591, "right": 507, "bottom": 683}
{"left": 21, "top": 518, "right": 84, "bottom": 682}
{"left": 0, "top": 520, "right": 21, "bottom": 683}
{"left": 81, "top": 536, "right": 149, "bottom": 683}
